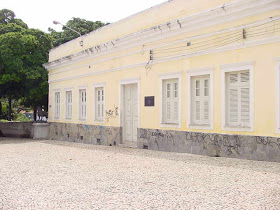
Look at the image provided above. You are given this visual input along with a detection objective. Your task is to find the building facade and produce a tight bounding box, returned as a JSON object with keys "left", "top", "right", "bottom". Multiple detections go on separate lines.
{"left": 44, "top": 0, "right": 280, "bottom": 162}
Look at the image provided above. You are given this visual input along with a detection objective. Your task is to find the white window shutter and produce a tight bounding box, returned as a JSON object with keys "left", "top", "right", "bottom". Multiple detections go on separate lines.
{"left": 229, "top": 88, "right": 239, "bottom": 124}
{"left": 241, "top": 87, "right": 250, "bottom": 124}
{"left": 95, "top": 87, "right": 104, "bottom": 121}
{"left": 195, "top": 101, "right": 200, "bottom": 121}
{"left": 230, "top": 73, "right": 238, "bottom": 83}
{"left": 241, "top": 71, "right": 250, "bottom": 82}
{"left": 166, "top": 102, "right": 171, "bottom": 120}
{"left": 174, "top": 102, "right": 178, "bottom": 121}
{"left": 163, "top": 79, "right": 179, "bottom": 124}
{"left": 80, "top": 89, "right": 86, "bottom": 120}
{"left": 203, "top": 100, "right": 209, "bottom": 120}
{"left": 55, "top": 92, "right": 60, "bottom": 118}
{"left": 226, "top": 70, "right": 250, "bottom": 127}
{"left": 66, "top": 91, "right": 72, "bottom": 119}
{"left": 70, "top": 93, "right": 72, "bottom": 118}
{"left": 191, "top": 76, "right": 210, "bottom": 125}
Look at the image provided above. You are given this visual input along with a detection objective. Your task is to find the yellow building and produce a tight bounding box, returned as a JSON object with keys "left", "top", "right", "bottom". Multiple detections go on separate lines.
{"left": 44, "top": 0, "right": 280, "bottom": 161}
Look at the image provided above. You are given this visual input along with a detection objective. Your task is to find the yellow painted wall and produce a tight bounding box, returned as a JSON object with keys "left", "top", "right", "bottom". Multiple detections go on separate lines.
{"left": 47, "top": 0, "right": 280, "bottom": 138}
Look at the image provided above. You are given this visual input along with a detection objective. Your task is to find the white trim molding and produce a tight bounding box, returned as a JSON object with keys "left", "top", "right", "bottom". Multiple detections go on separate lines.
{"left": 186, "top": 67, "right": 214, "bottom": 130}
{"left": 52, "top": 88, "right": 61, "bottom": 92}
{"left": 159, "top": 71, "right": 182, "bottom": 128}
{"left": 119, "top": 77, "right": 141, "bottom": 128}
{"left": 44, "top": 0, "right": 280, "bottom": 71}
{"left": 48, "top": 17, "right": 280, "bottom": 79}
{"left": 221, "top": 61, "right": 255, "bottom": 132}
{"left": 275, "top": 57, "right": 280, "bottom": 133}
{"left": 48, "top": 36, "right": 280, "bottom": 84}
{"left": 93, "top": 82, "right": 106, "bottom": 124}
{"left": 64, "top": 87, "right": 73, "bottom": 91}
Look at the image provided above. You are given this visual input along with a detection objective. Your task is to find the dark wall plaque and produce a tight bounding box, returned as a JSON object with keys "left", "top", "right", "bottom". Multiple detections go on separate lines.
{"left": 145, "top": 96, "right": 155, "bottom": 107}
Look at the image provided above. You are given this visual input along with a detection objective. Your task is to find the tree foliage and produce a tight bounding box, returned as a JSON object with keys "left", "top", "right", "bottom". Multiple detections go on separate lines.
{"left": 49, "top": 17, "right": 109, "bottom": 47}
{"left": 0, "top": 9, "right": 108, "bottom": 120}
{"left": 0, "top": 9, "right": 28, "bottom": 28}
{"left": 0, "top": 9, "right": 52, "bottom": 120}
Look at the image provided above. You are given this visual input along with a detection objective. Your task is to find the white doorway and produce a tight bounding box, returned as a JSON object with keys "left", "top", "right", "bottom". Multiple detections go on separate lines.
{"left": 120, "top": 79, "right": 139, "bottom": 145}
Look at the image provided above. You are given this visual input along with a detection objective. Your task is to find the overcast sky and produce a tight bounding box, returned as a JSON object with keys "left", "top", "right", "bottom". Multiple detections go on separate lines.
{"left": 1, "top": 0, "right": 167, "bottom": 32}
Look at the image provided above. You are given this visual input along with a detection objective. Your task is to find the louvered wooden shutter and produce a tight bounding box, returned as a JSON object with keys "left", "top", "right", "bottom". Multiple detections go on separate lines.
{"left": 80, "top": 89, "right": 86, "bottom": 120}
{"left": 203, "top": 79, "right": 209, "bottom": 121}
{"left": 226, "top": 71, "right": 250, "bottom": 127}
{"left": 66, "top": 91, "right": 72, "bottom": 119}
{"left": 163, "top": 79, "right": 179, "bottom": 124}
{"left": 173, "top": 81, "right": 179, "bottom": 121}
{"left": 55, "top": 92, "right": 60, "bottom": 118}
{"left": 191, "top": 76, "right": 210, "bottom": 125}
{"left": 95, "top": 87, "right": 104, "bottom": 121}
{"left": 240, "top": 71, "right": 250, "bottom": 125}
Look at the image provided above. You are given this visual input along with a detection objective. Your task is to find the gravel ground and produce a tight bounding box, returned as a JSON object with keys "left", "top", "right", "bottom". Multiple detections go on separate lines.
{"left": 0, "top": 138, "right": 280, "bottom": 210}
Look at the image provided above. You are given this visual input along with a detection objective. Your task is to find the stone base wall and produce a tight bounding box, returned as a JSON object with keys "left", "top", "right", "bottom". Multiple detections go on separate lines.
{"left": 138, "top": 128, "right": 280, "bottom": 162}
{"left": 0, "top": 122, "right": 34, "bottom": 138}
{"left": 49, "top": 122, "right": 122, "bottom": 146}
{"left": 49, "top": 123, "right": 280, "bottom": 162}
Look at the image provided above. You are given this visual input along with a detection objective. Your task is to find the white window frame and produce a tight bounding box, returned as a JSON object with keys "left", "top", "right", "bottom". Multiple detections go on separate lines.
{"left": 187, "top": 67, "right": 214, "bottom": 130}
{"left": 65, "top": 88, "right": 73, "bottom": 120}
{"left": 275, "top": 57, "right": 280, "bottom": 133}
{"left": 78, "top": 86, "right": 87, "bottom": 121}
{"left": 53, "top": 90, "right": 61, "bottom": 120}
{"left": 159, "top": 72, "right": 182, "bottom": 128}
{"left": 221, "top": 61, "right": 254, "bottom": 132}
{"left": 93, "top": 82, "right": 105, "bottom": 123}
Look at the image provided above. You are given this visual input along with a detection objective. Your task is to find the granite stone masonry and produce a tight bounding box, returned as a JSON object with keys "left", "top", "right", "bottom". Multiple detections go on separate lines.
{"left": 0, "top": 122, "right": 34, "bottom": 138}
{"left": 138, "top": 128, "right": 280, "bottom": 162}
{"left": 49, "top": 122, "right": 122, "bottom": 146}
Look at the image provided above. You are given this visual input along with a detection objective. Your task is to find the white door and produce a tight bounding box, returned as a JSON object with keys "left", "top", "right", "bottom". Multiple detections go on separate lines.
{"left": 123, "top": 84, "right": 138, "bottom": 142}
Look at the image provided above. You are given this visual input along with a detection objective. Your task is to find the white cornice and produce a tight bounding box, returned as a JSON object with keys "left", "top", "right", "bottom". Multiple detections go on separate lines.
{"left": 49, "top": 62, "right": 146, "bottom": 83}
{"left": 48, "top": 16, "right": 280, "bottom": 77}
{"left": 186, "top": 67, "right": 214, "bottom": 74}
{"left": 220, "top": 61, "right": 255, "bottom": 70}
{"left": 48, "top": 36, "right": 280, "bottom": 84}
{"left": 44, "top": 0, "right": 280, "bottom": 71}
{"left": 152, "top": 36, "right": 280, "bottom": 65}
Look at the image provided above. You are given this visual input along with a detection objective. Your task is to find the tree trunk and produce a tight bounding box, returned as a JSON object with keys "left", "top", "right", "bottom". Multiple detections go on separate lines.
{"left": 8, "top": 97, "right": 12, "bottom": 121}
{"left": 33, "top": 107, "right": 37, "bottom": 122}
{"left": 0, "top": 100, "right": 2, "bottom": 119}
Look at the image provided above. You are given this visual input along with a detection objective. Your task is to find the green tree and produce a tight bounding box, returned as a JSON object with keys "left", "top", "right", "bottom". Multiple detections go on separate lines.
{"left": 49, "top": 17, "right": 109, "bottom": 47}
{"left": 0, "top": 9, "right": 28, "bottom": 28}
{"left": 0, "top": 9, "right": 52, "bottom": 121}
{"left": 0, "top": 9, "right": 15, "bottom": 24}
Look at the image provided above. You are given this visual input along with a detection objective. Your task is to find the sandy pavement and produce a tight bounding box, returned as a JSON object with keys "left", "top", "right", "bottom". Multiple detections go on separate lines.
{"left": 0, "top": 138, "right": 280, "bottom": 209}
